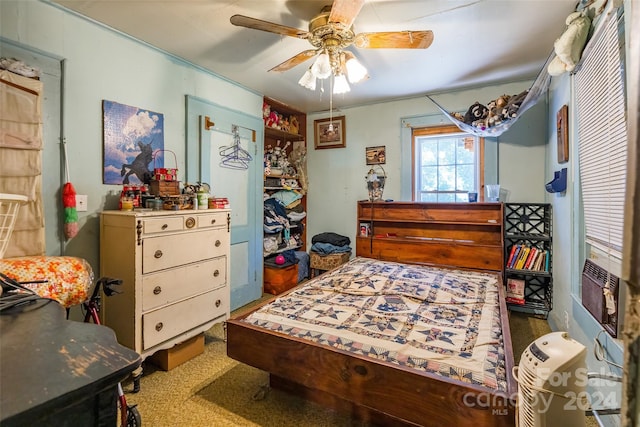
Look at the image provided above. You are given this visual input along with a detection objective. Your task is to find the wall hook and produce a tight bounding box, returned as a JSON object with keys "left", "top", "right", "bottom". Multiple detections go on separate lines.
{"left": 204, "top": 116, "right": 215, "bottom": 130}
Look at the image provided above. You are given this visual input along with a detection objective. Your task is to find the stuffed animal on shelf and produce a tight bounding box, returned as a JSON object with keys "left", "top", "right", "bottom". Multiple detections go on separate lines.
{"left": 262, "top": 101, "right": 270, "bottom": 124}
{"left": 486, "top": 94, "right": 510, "bottom": 127}
{"left": 450, "top": 111, "right": 465, "bottom": 122}
{"left": 547, "top": 11, "right": 591, "bottom": 76}
{"left": 463, "top": 101, "right": 489, "bottom": 125}
{"left": 280, "top": 117, "right": 290, "bottom": 133}
{"left": 289, "top": 116, "right": 299, "bottom": 135}
{"left": 266, "top": 110, "right": 279, "bottom": 128}
{"left": 501, "top": 90, "right": 529, "bottom": 120}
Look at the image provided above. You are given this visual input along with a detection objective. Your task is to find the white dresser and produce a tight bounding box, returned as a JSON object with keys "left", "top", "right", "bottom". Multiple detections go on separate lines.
{"left": 100, "top": 209, "right": 230, "bottom": 360}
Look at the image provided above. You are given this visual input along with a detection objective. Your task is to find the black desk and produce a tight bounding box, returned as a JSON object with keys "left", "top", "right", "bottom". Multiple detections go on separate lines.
{"left": 1, "top": 299, "right": 141, "bottom": 426}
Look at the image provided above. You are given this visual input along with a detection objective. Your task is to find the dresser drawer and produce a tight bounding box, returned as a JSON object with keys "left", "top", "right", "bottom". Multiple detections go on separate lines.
{"left": 142, "top": 217, "right": 184, "bottom": 234}
{"left": 196, "top": 212, "right": 227, "bottom": 229}
{"left": 141, "top": 256, "right": 227, "bottom": 312}
{"left": 142, "top": 287, "right": 228, "bottom": 350}
{"left": 142, "top": 229, "right": 228, "bottom": 273}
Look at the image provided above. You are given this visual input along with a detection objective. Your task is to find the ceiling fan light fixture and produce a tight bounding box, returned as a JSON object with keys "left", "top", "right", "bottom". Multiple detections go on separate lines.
{"left": 333, "top": 74, "right": 350, "bottom": 94}
{"left": 344, "top": 52, "right": 368, "bottom": 84}
{"left": 298, "top": 68, "right": 317, "bottom": 90}
{"left": 311, "top": 51, "right": 332, "bottom": 79}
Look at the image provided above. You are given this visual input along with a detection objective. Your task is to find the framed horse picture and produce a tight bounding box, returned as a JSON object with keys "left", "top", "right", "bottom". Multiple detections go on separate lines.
{"left": 102, "top": 100, "right": 165, "bottom": 185}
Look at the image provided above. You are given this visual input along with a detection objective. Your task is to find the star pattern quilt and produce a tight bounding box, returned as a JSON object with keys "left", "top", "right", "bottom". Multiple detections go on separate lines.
{"left": 242, "top": 257, "right": 507, "bottom": 391}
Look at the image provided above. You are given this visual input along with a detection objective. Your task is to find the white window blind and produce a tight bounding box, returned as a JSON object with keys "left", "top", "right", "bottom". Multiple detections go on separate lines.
{"left": 575, "top": 9, "right": 627, "bottom": 259}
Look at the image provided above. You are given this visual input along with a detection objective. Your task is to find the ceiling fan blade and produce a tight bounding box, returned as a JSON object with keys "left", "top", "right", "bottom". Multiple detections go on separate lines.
{"left": 328, "top": 0, "right": 365, "bottom": 29}
{"left": 269, "top": 50, "right": 319, "bottom": 72}
{"left": 230, "top": 15, "right": 308, "bottom": 39}
{"left": 354, "top": 30, "right": 434, "bottom": 49}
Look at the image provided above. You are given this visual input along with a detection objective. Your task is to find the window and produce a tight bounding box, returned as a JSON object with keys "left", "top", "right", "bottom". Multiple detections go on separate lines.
{"left": 412, "top": 125, "right": 484, "bottom": 202}
{"left": 575, "top": 8, "right": 626, "bottom": 260}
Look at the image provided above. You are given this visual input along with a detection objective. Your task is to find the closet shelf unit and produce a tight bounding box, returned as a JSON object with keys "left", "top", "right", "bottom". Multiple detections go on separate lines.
{"left": 262, "top": 97, "right": 307, "bottom": 294}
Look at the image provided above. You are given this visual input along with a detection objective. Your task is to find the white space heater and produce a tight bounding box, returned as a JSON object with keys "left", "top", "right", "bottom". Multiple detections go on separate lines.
{"left": 514, "top": 332, "right": 587, "bottom": 427}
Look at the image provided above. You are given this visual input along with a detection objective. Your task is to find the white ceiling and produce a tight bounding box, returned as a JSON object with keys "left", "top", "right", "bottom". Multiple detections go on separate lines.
{"left": 49, "top": 0, "right": 577, "bottom": 113}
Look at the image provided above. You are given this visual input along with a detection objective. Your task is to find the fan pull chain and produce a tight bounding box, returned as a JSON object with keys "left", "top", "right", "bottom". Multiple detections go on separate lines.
{"left": 329, "top": 75, "right": 334, "bottom": 131}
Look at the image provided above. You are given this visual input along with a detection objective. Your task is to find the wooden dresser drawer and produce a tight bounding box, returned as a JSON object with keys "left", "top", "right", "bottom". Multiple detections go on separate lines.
{"left": 196, "top": 212, "right": 227, "bottom": 229}
{"left": 141, "top": 256, "right": 227, "bottom": 312}
{"left": 142, "top": 229, "right": 227, "bottom": 273}
{"left": 142, "top": 216, "right": 184, "bottom": 234}
{"left": 142, "top": 287, "right": 228, "bottom": 350}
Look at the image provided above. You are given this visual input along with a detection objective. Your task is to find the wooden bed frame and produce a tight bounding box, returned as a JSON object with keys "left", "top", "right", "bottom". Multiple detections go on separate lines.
{"left": 227, "top": 202, "right": 516, "bottom": 427}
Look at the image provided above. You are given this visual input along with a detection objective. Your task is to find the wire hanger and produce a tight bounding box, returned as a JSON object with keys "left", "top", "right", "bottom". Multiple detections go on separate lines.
{"left": 219, "top": 125, "right": 253, "bottom": 170}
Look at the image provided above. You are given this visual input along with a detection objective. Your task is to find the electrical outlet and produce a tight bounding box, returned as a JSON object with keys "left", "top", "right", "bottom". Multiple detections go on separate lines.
{"left": 76, "top": 195, "right": 88, "bottom": 212}
{"left": 564, "top": 310, "right": 570, "bottom": 330}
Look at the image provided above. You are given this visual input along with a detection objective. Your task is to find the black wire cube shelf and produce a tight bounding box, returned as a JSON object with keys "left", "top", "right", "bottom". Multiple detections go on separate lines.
{"left": 504, "top": 203, "right": 553, "bottom": 318}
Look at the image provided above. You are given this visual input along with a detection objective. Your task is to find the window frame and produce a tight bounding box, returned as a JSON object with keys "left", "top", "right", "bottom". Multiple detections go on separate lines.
{"left": 411, "top": 124, "right": 485, "bottom": 202}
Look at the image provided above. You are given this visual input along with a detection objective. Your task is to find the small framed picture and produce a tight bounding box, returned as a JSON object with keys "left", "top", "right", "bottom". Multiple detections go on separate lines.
{"left": 366, "top": 145, "right": 386, "bottom": 165}
{"left": 359, "top": 223, "right": 371, "bottom": 237}
{"left": 314, "top": 116, "right": 346, "bottom": 149}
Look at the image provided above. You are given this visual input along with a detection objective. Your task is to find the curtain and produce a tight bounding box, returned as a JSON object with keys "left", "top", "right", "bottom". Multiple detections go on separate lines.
{"left": 0, "top": 69, "right": 45, "bottom": 257}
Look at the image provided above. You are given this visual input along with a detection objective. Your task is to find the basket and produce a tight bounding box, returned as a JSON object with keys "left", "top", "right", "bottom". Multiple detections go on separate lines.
{"left": 153, "top": 149, "right": 178, "bottom": 181}
{"left": 162, "top": 195, "right": 193, "bottom": 210}
{"left": 0, "top": 193, "right": 29, "bottom": 259}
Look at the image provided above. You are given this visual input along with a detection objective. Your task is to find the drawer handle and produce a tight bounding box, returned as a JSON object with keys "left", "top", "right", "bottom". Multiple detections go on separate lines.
{"left": 215, "top": 240, "right": 221, "bottom": 247}
{"left": 161, "top": 224, "right": 168, "bottom": 230}
{"left": 211, "top": 219, "right": 216, "bottom": 224}
{"left": 213, "top": 269, "right": 220, "bottom": 277}
{"left": 155, "top": 322, "right": 163, "bottom": 331}
{"left": 154, "top": 250, "right": 163, "bottom": 259}
{"left": 153, "top": 286, "right": 162, "bottom": 295}
{"left": 185, "top": 217, "right": 196, "bottom": 228}
{"left": 215, "top": 299, "right": 221, "bottom": 308}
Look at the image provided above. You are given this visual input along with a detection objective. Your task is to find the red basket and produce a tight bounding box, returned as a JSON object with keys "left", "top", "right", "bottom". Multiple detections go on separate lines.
{"left": 153, "top": 149, "right": 178, "bottom": 181}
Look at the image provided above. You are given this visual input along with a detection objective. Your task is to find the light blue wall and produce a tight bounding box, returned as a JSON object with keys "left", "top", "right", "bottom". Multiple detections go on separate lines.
{"left": 1, "top": 0, "right": 263, "bottom": 278}
{"left": 306, "top": 81, "right": 547, "bottom": 251}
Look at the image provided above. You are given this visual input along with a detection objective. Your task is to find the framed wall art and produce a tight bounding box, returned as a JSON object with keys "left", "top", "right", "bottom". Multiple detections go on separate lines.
{"left": 556, "top": 104, "right": 569, "bottom": 163}
{"left": 103, "top": 100, "right": 165, "bottom": 185}
{"left": 366, "top": 145, "right": 386, "bottom": 165}
{"left": 314, "top": 115, "right": 346, "bottom": 149}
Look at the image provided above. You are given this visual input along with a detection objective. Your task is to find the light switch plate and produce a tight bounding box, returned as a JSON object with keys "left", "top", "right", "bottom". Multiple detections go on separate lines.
{"left": 76, "top": 195, "right": 88, "bottom": 211}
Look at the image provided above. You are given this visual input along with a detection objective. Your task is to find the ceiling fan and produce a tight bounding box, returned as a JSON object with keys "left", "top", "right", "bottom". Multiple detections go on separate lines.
{"left": 230, "top": 0, "right": 433, "bottom": 91}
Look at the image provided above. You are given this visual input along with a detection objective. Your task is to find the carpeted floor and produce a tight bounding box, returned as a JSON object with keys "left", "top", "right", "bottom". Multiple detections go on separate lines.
{"left": 124, "top": 305, "right": 597, "bottom": 426}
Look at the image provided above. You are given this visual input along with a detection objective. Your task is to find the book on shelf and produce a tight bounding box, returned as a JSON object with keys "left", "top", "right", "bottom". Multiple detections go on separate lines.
{"left": 507, "top": 244, "right": 519, "bottom": 268}
{"left": 533, "top": 250, "right": 546, "bottom": 271}
{"left": 530, "top": 250, "right": 540, "bottom": 271}
{"left": 507, "top": 245, "right": 520, "bottom": 268}
{"left": 506, "top": 244, "right": 549, "bottom": 272}
{"left": 523, "top": 247, "right": 538, "bottom": 270}
{"left": 514, "top": 246, "right": 530, "bottom": 270}
{"left": 545, "top": 250, "right": 550, "bottom": 271}
{"left": 506, "top": 278, "right": 526, "bottom": 305}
